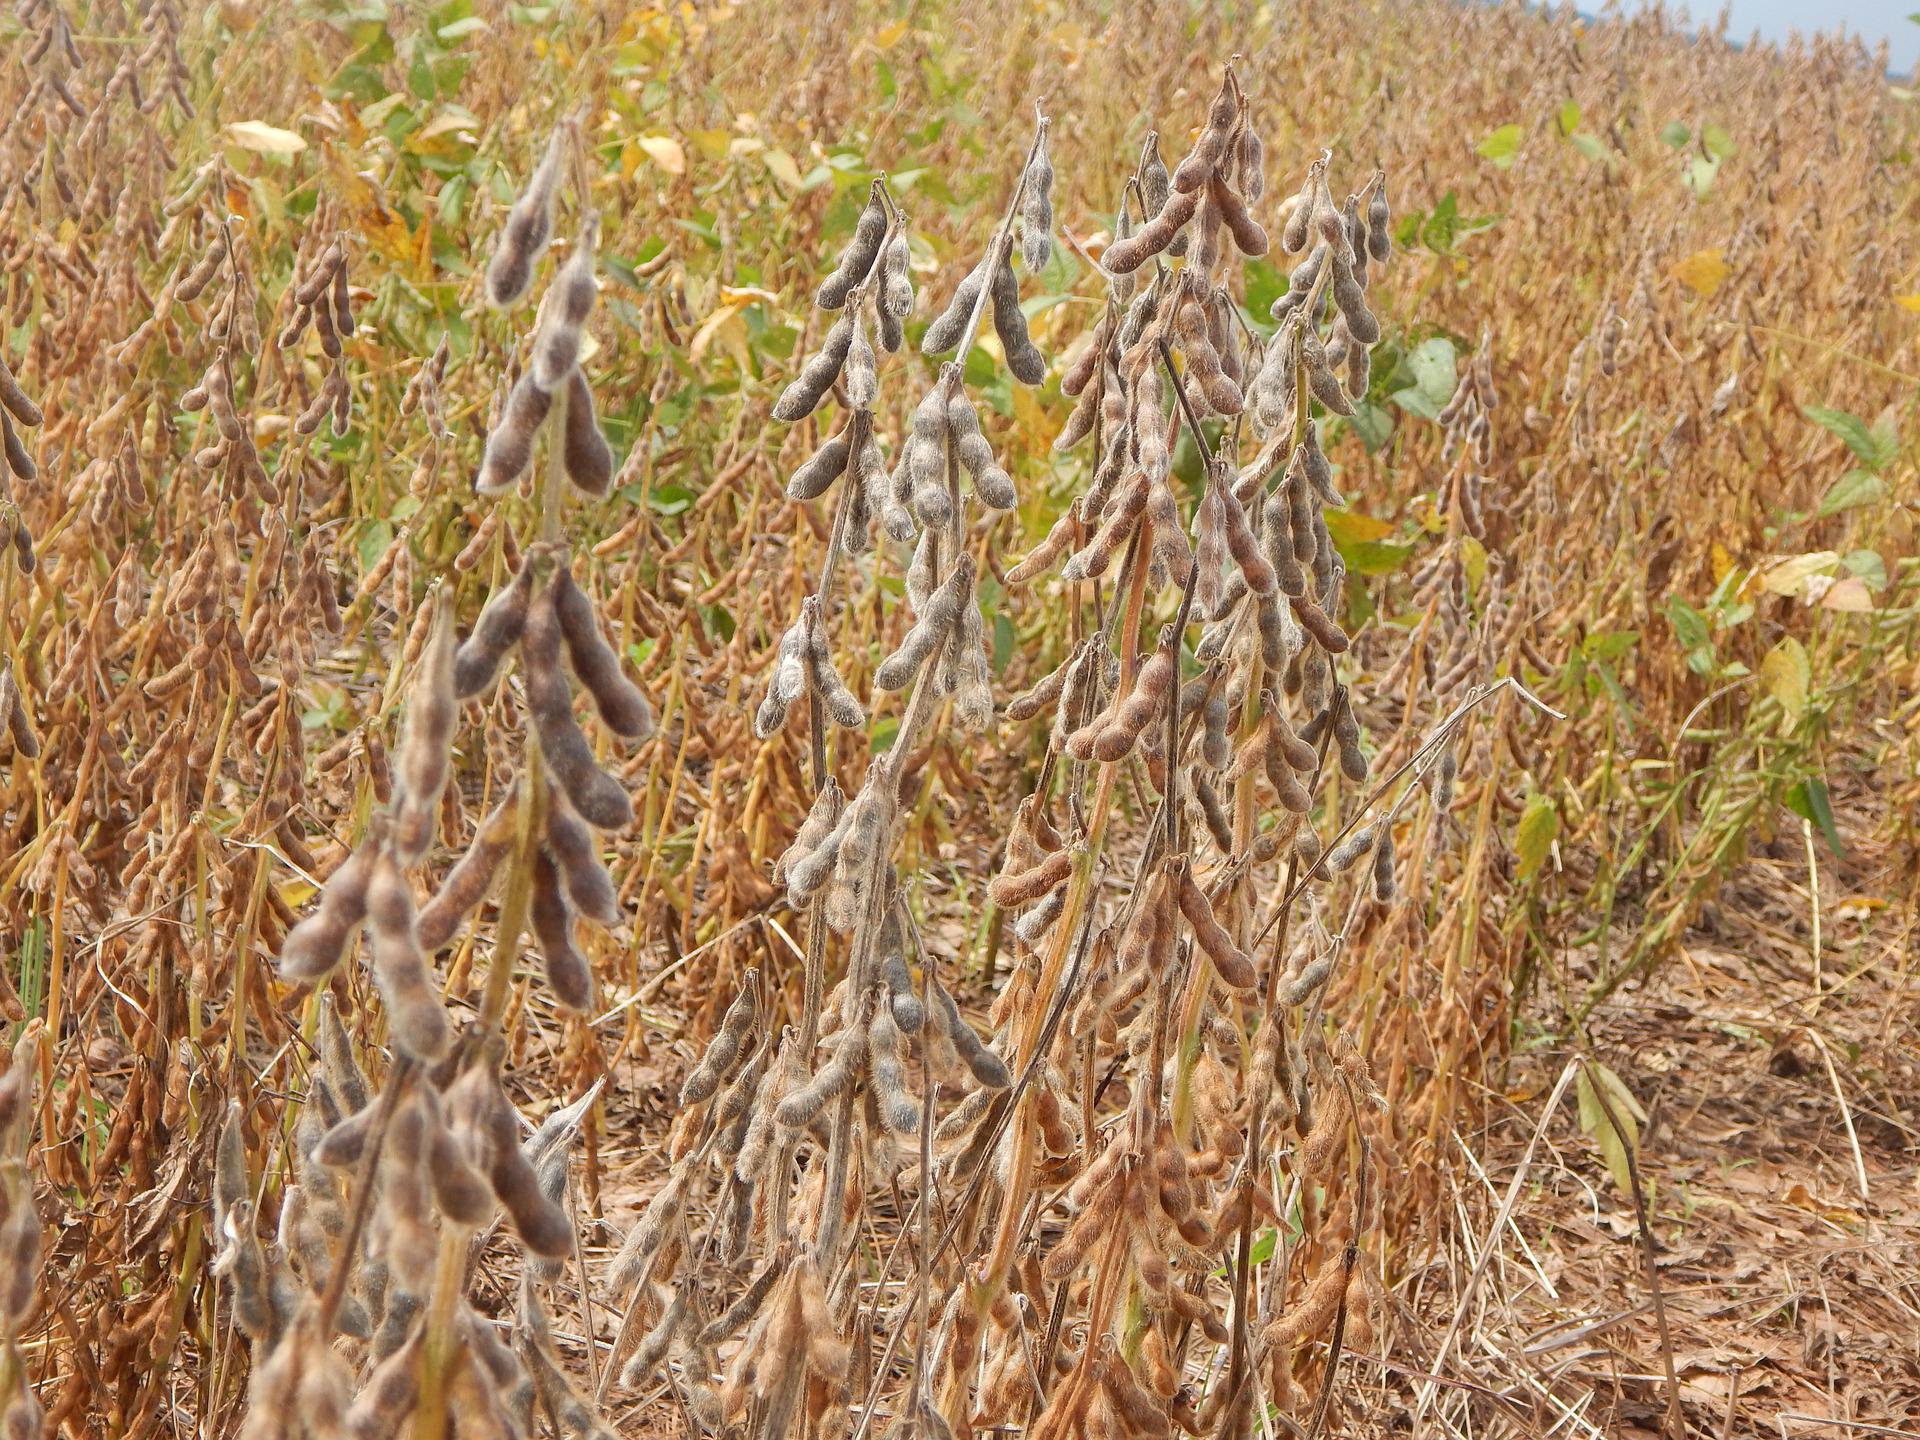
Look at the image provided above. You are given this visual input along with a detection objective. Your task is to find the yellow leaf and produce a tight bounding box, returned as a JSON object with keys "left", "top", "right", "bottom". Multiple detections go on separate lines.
{"left": 1669, "top": 247, "right": 1727, "bottom": 297}
{"left": 689, "top": 302, "right": 746, "bottom": 368}
{"left": 1895, "top": 292, "right": 1920, "bottom": 312}
{"left": 1758, "top": 636, "right": 1809, "bottom": 730}
{"left": 763, "top": 148, "right": 803, "bottom": 192}
{"left": 637, "top": 134, "right": 686, "bottom": 176}
{"left": 1709, "top": 541, "right": 1735, "bottom": 584}
{"left": 1758, "top": 550, "right": 1838, "bottom": 597}
{"left": 686, "top": 128, "right": 731, "bottom": 162}
{"left": 874, "top": 18, "right": 909, "bottom": 47}
{"left": 223, "top": 120, "right": 307, "bottom": 154}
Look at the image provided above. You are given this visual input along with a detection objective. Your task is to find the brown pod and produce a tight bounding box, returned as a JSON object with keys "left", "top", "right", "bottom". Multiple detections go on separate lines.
{"left": 1102, "top": 186, "right": 1199, "bottom": 274}
{"left": 0, "top": 355, "right": 44, "bottom": 427}
{"left": 392, "top": 595, "right": 458, "bottom": 864}
{"left": 1, "top": 410, "right": 34, "bottom": 482}
{"left": 552, "top": 568, "right": 653, "bottom": 740}
{"left": 279, "top": 845, "right": 374, "bottom": 982}
{"left": 681, "top": 973, "right": 758, "bottom": 1105}
{"left": 473, "top": 1077, "right": 574, "bottom": 1258}
{"left": 486, "top": 130, "right": 563, "bottom": 308}
{"left": 920, "top": 259, "right": 988, "bottom": 355}
{"left": 530, "top": 848, "right": 592, "bottom": 1012}
{"left": 524, "top": 584, "right": 634, "bottom": 830}
{"left": 1173, "top": 858, "right": 1257, "bottom": 990}
{"left": 1290, "top": 593, "right": 1350, "bottom": 653}
{"left": 416, "top": 788, "right": 520, "bottom": 950}
{"left": 367, "top": 850, "right": 455, "bottom": 1063}
{"left": 773, "top": 314, "right": 853, "bottom": 421}
{"left": 423, "top": 1090, "right": 494, "bottom": 1228}
{"left": 987, "top": 845, "right": 1072, "bottom": 909}
{"left": 475, "top": 374, "right": 552, "bottom": 495}
{"left": 532, "top": 230, "right": 598, "bottom": 391}
{"left": 561, "top": 367, "right": 614, "bottom": 496}
{"left": 0, "top": 669, "right": 38, "bottom": 760}
{"left": 543, "top": 787, "right": 621, "bottom": 925}
{"left": 816, "top": 181, "right": 888, "bottom": 310}
{"left": 453, "top": 558, "right": 536, "bottom": 699}
{"left": 1211, "top": 176, "right": 1269, "bottom": 256}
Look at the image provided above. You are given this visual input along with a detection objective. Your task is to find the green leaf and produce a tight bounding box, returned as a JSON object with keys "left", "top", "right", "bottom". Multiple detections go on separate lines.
{"left": 1555, "top": 100, "right": 1581, "bottom": 136}
{"left": 1570, "top": 131, "right": 1608, "bottom": 163}
{"left": 357, "top": 519, "right": 394, "bottom": 578}
{"left": 1476, "top": 123, "right": 1523, "bottom": 169}
{"left": 1347, "top": 400, "right": 1393, "bottom": 453}
{"left": 1659, "top": 120, "right": 1692, "bottom": 149}
{"left": 1817, "top": 468, "right": 1886, "bottom": 516}
{"left": 1406, "top": 337, "right": 1458, "bottom": 407}
{"left": 1803, "top": 405, "right": 1897, "bottom": 470}
{"left": 1784, "top": 776, "right": 1844, "bottom": 856}
{"left": 1701, "top": 122, "right": 1737, "bottom": 160}
{"left": 1685, "top": 155, "right": 1720, "bottom": 197}
{"left": 1662, "top": 595, "right": 1709, "bottom": 652}
{"left": 1390, "top": 386, "right": 1440, "bottom": 420}
{"left": 1842, "top": 548, "right": 1887, "bottom": 589}
{"left": 1575, "top": 1062, "right": 1645, "bottom": 1201}
{"left": 1514, "top": 790, "right": 1558, "bottom": 882}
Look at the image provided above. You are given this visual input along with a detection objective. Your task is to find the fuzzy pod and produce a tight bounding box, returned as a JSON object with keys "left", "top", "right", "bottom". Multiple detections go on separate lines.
{"left": 543, "top": 789, "right": 620, "bottom": 926}
{"left": 469, "top": 1076, "right": 574, "bottom": 1259}
{"left": 524, "top": 585, "right": 633, "bottom": 829}
{"left": 775, "top": 779, "right": 845, "bottom": 890}
{"left": 392, "top": 595, "right": 459, "bottom": 864}
{"left": 1366, "top": 177, "right": 1392, "bottom": 263}
{"left": 1102, "top": 184, "right": 1200, "bottom": 275}
{"left": 865, "top": 993, "right": 920, "bottom": 1136}
{"left": 787, "top": 426, "right": 852, "bottom": 502}
{"left": 991, "top": 258, "right": 1047, "bottom": 385}
{"left": 553, "top": 568, "right": 654, "bottom": 740}
{"left": 1333, "top": 699, "right": 1368, "bottom": 782}
{"left": 1302, "top": 327, "right": 1353, "bottom": 416}
{"left": 987, "top": 845, "right": 1072, "bottom": 909}
{"left": 816, "top": 183, "right": 889, "bottom": 310}
{"left": 699, "top": 1250, "right": 790, "bottom": 1346}
{"left": 1211, "top": 175, "right": 1269, "bottom": 256}
{"left": 1237, "top": 120, "right": 1267, "bottom": 202}
{"left": 773, "top": 314, "right": 854, "bottom": 422}
{"left": 880, "top": 227, "right": 915, "bottom": 319}
{"left": 803, "top": 614, "right": 865, "bottom": 731}
{"left": 785, "top": 790, "right": 858, "bottom": 911}
{"left": 367, "top": 850, "right": 455, "bottom": 1063}
{"left": 1290, "top": 592, "right": 1350, "bottom": 653}
{"left": 486, "top": 130, "right": 563, "bottom": 308}
{"left": 532, "top": 229, "right": 599, "bottom": 392}
{"left": 0, "top": 356, "right": 44, "bottom": 428}
{"left": 921, "top": 259, "right": 987, "bottom": 356}
{"left": 947, "top": 388, "right": 1017, "bottom": 508}
{"left": 1, "top": 411, "right": 34, "bottom": 482}
{"left": 1330, "top": 251, "right": 1380, "bottom": 346}
{"left": 416, "top": 787, "right": 520, "bottom": 950}
{"left": 874, "top": 554, "right": 971, "bottom": 692}
{"left": 1371, "top": 828, "right": 1396, "bottom": 902}
{"left": 880, "top": 945, "right": 925, "bottom": 1033}
{"left": 475, "top": 374, "right": 553, "bottom": 496}
{"left": 529, "top": 848, "right": 592, "bottom": 1012}
{"left": 1020, "top": 139, "right": 1055, "bottom": 272}
{"left": 423, "top": 1090, "right": 495, "bottom": 1229}
{"left": 843, "top": 306, "right": 878, "bottom": 409}
{"left": 773, "top": 1020, "right": 866, "bottom": 1130}
{"left": 680, "top": 974, "right": 757, "bottom": 1105}
{"left": 1173, "top": 859, "right": 1257, "bottom": 990}
{"left": 279, "top": 845, "right": 375, "bottom": 982}
{"left": 0, "top": 670, "right": 38, "bottom": 761}
{"left": 929, "top": 981, "right": 1010, "bottom": 1088}
{"left": 560, "top": 367, "right": 615, "bottom": 496}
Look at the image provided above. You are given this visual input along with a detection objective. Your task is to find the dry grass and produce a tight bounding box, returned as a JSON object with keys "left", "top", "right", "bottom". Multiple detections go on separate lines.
{"left": 0, "top": 0, "right": 1915, "bottom": 1436}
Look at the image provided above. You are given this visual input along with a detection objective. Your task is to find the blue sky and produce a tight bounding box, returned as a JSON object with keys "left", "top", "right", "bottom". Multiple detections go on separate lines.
{"left": 1695, "top": 0, "right": 1920, "bottom": 71}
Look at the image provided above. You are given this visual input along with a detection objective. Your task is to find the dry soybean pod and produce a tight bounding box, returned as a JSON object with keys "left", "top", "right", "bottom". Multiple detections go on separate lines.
{"left": 816, "top": 181, "right": 888, "bottom": 310}
{"left": 552, "top": 566, "right": 653, "bottom": 740}
{"left": 454, "top": 557, "right": 536, "bottom": 699}
{"left": 530, "top": 847, "right": 592, "bottom": 1012}
{"left": 524, "top": 582, "right": 633, "bottom": 829}
{"left": 366, "top": 847, "right": 455, "bottom": 1063}
{"left": 561, "top": 368, "right": 615, "bottom": 497}
{"left": 680, "top": 973, "right": 758, "bottom": 1105}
